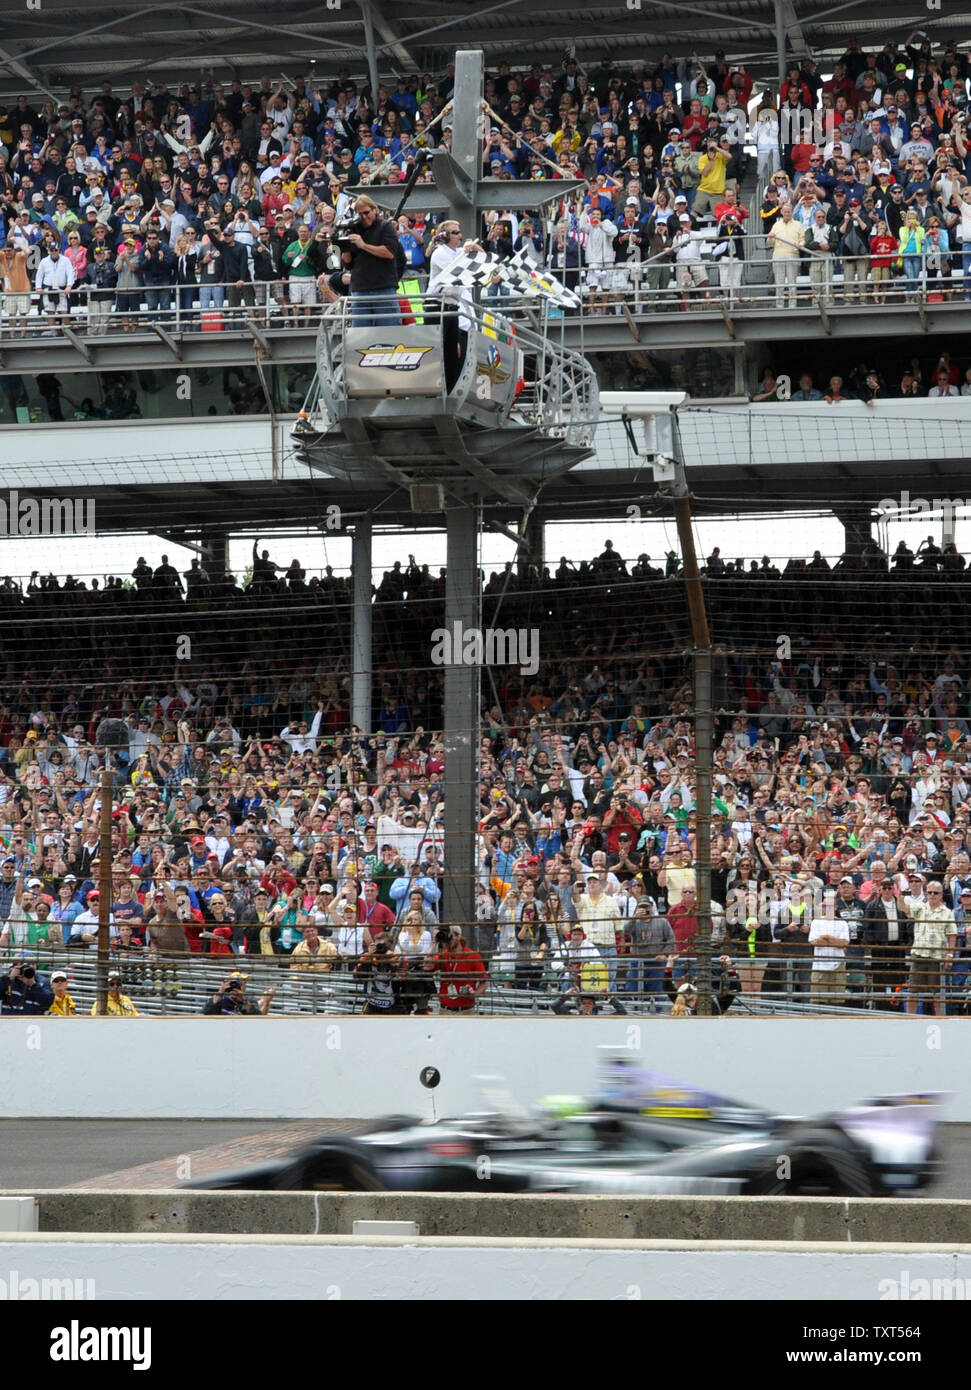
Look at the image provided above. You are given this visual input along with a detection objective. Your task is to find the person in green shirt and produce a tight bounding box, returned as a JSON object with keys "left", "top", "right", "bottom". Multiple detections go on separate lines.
{"left": 282, "top": 224, "right": 319, "bottom": 328}
{"left": 372, "top": 844, "right": 406, "bottom": 911}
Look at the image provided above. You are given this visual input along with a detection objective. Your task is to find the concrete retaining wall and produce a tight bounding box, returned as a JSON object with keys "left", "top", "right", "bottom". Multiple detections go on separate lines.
{"left": 15, "top": 1190, "right": 971, "bottom": 1244}
{"left": 0, "top": 1016, "right": 964, "bottom": 1120}
{"left": 1, "top": 1232, "right": 969, "bottom": 1300}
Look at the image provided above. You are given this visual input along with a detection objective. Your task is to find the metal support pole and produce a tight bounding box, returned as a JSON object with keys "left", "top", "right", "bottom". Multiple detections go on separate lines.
{"left": 443, "top": 500, "right": 481, "bottom": 932}
{"left": 516, "top": 511, "right": 544, "bottom": 578}
{"left": 692, "top": 648, "right": 713, "bottom": 1016}
{"left": 351, "top": 517, "right": 373, "bottom": 734}
{"left": 835, "top": 508, "right": 872, "bottom": 557}
{"left": 96, "top": 763, "right": 113, "bottom": 1016}
{"left": 362, "top": 1, "right": 381, "bottom": 110}
{"left": 200, "top": 531, "right": 228, "bottom": 583}
{"left": 671, "top": 414, "right": 713, "bottom": 1016}
{"left": 774, "top": 0, "right": 787, "bottom": 100}
{"left": 451, "top": 49, "right": 485, "bottom": 242}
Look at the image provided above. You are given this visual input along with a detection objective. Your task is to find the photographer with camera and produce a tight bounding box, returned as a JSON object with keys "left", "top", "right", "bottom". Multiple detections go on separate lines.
{"left": 339, "top": 193, "right": 402, "bottom": 327}
{"left": 0, "top": 959, "right": 54, "bottom": 1015}
{"left": 203, "top": 969, "right": 274, "bottom": 1015}
{"left": 354, "top": 933, "right": 403, "bottom": 1014}
{"left": 424, "top": 925, "right": 488, "bottom": 1013}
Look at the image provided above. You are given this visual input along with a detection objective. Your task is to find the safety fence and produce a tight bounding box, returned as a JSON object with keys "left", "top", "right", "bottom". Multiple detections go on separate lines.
{"left": 2, "top": 947, "right": 964, "bottom": 1018}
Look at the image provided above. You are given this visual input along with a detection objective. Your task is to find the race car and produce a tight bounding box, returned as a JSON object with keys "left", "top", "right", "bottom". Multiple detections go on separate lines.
{"left": 187, "top": 1057, "right": 945, "bottom": 1197}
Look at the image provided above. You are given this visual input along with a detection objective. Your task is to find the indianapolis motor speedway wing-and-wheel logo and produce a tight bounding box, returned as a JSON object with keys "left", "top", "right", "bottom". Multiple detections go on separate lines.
{"left": 356, "top": 344, "right": 434, "bottom": 370}
{"left": 477, "top": 344, "right": 510, "bottom": 384}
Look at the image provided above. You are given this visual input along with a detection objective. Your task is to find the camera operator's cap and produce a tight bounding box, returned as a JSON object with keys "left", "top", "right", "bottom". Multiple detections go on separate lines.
{"left": 228, "top": 970, "right": 248, "bottom": 979}
{"left": 51, "top": 970, "right": 68, "bottom": 982}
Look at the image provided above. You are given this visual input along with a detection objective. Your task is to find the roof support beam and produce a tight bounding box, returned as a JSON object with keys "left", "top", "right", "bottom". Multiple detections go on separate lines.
{"left": 361, "top": 0, "right": 381, "bottom": 102}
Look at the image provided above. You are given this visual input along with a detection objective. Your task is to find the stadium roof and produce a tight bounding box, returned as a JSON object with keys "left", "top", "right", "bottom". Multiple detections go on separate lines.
{"left": 1, "top": 0, "right": 970, "bottom": 100}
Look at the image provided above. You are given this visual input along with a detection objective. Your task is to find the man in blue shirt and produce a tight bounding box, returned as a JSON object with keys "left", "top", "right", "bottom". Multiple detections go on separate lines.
{"left": 0, "top": 961, "right": 53, "bottom": 1015}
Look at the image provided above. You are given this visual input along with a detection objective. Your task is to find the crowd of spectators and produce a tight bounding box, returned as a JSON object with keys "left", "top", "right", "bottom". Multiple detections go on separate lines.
{"left": 0, "top": 531, "right": 969, "bottom": 1014}
{"left": 752, "top": 351, "right": 971, "bottom": 401}
{"left": 2, "top": 31, "right": 970, "bottom": 330}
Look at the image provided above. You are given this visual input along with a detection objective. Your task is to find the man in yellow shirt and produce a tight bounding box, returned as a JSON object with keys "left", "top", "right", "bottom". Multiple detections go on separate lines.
{"left": 290, "top": 921, "right": 339, "bottom": 973}
{"left": 692, "top": 139, "right": 731, "bottom": 216}
{"left": 576, "top": 873, "right": 622, "bottom": 990}
{"left": 48, "top": 970, "right": 77, "bottom": 1017}
{"left": 766, "top": 202, "right": 805, "bottom": 308}
{"left": 90, "top": 970, "right": 139, "bottom": 1016}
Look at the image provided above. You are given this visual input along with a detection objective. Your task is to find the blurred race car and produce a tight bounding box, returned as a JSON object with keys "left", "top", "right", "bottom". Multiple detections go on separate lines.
{"left": 188, "top": 1057, "right": 944, "bottom": 1197}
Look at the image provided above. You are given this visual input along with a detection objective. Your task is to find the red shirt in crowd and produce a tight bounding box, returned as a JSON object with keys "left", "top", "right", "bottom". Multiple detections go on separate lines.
{"left": 427, "top": 941, "right": 487, "bottom": 1011}
{"left": 667, "top": 903, "right": 698, "bottom": 953}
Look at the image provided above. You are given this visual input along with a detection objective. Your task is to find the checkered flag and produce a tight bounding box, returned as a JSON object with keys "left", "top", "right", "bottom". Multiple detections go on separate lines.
{"left": 437, "top": 248, "right": 581, "bottom": 308}
{"left": 435, "top": 249, "right": 504, "bottom": 292}
{"left": 505, "top": 246, "right": 581, "bottom": 308}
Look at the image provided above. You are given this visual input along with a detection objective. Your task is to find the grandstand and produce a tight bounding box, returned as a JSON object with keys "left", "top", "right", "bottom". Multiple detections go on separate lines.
{"left": 1, "top": 4, "right": 971, "bottom": 1026}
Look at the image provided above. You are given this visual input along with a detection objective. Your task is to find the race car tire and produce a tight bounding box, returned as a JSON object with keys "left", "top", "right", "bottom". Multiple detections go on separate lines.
{"left": 745, "top": 1128, "right": 874, "bottom": 1197}
{"left": 275, "top": 1145, "right": 387, "bottom": 1191}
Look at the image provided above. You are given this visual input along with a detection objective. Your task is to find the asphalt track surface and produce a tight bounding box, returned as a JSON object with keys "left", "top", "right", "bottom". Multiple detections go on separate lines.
{"left": 2, "top": 1120, "right": 971, "bottom": 1197}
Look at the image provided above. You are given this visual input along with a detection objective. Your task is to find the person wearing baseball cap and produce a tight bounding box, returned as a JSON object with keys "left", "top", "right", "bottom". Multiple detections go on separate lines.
{"left": 48, "top": 970, "right": 78, "bottom": 1016}
{"left": 203, "top": 969, "right": 274, "bottom": 1015}
{"left": 90, "top": 969, "right": 140, "bottom": 1016}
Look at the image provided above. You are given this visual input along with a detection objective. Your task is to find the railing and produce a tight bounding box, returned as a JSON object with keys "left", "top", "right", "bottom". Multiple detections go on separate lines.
{"left": 568, "top": 229, "right": 970, "bottom": 314}
{"left": 3, "top": 946, "right": 964, "bottom": 1018}
{"left": 6, "top": 234, "right": 967, "bottom": 342}
{"left": 0, "top": 285, "right": 314, "bottom": 340}
{"left": 305, "top": 295, "right": 600, "bottom": 453}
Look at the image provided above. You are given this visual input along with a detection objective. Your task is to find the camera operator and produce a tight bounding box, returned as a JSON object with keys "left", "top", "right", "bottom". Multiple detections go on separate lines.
{"left": 341, "top": 193, "right": 402, "bottom": 327}
{"left": 203, "top": 969, "right": 274, "bottom": 1015}
{"left": 424, "top": 925, "right": 488, "bottom": 1013}
{"left": 354, "top": 933, "right": 403, "bottom": 1014}
{"left": 0, "top": 959, "right": 54, "bottom": 1015}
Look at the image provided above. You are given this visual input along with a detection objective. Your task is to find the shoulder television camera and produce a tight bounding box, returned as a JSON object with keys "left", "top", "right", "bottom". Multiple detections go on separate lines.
{"left": 332, "top": 212, "right": 365, "bottom": 251}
